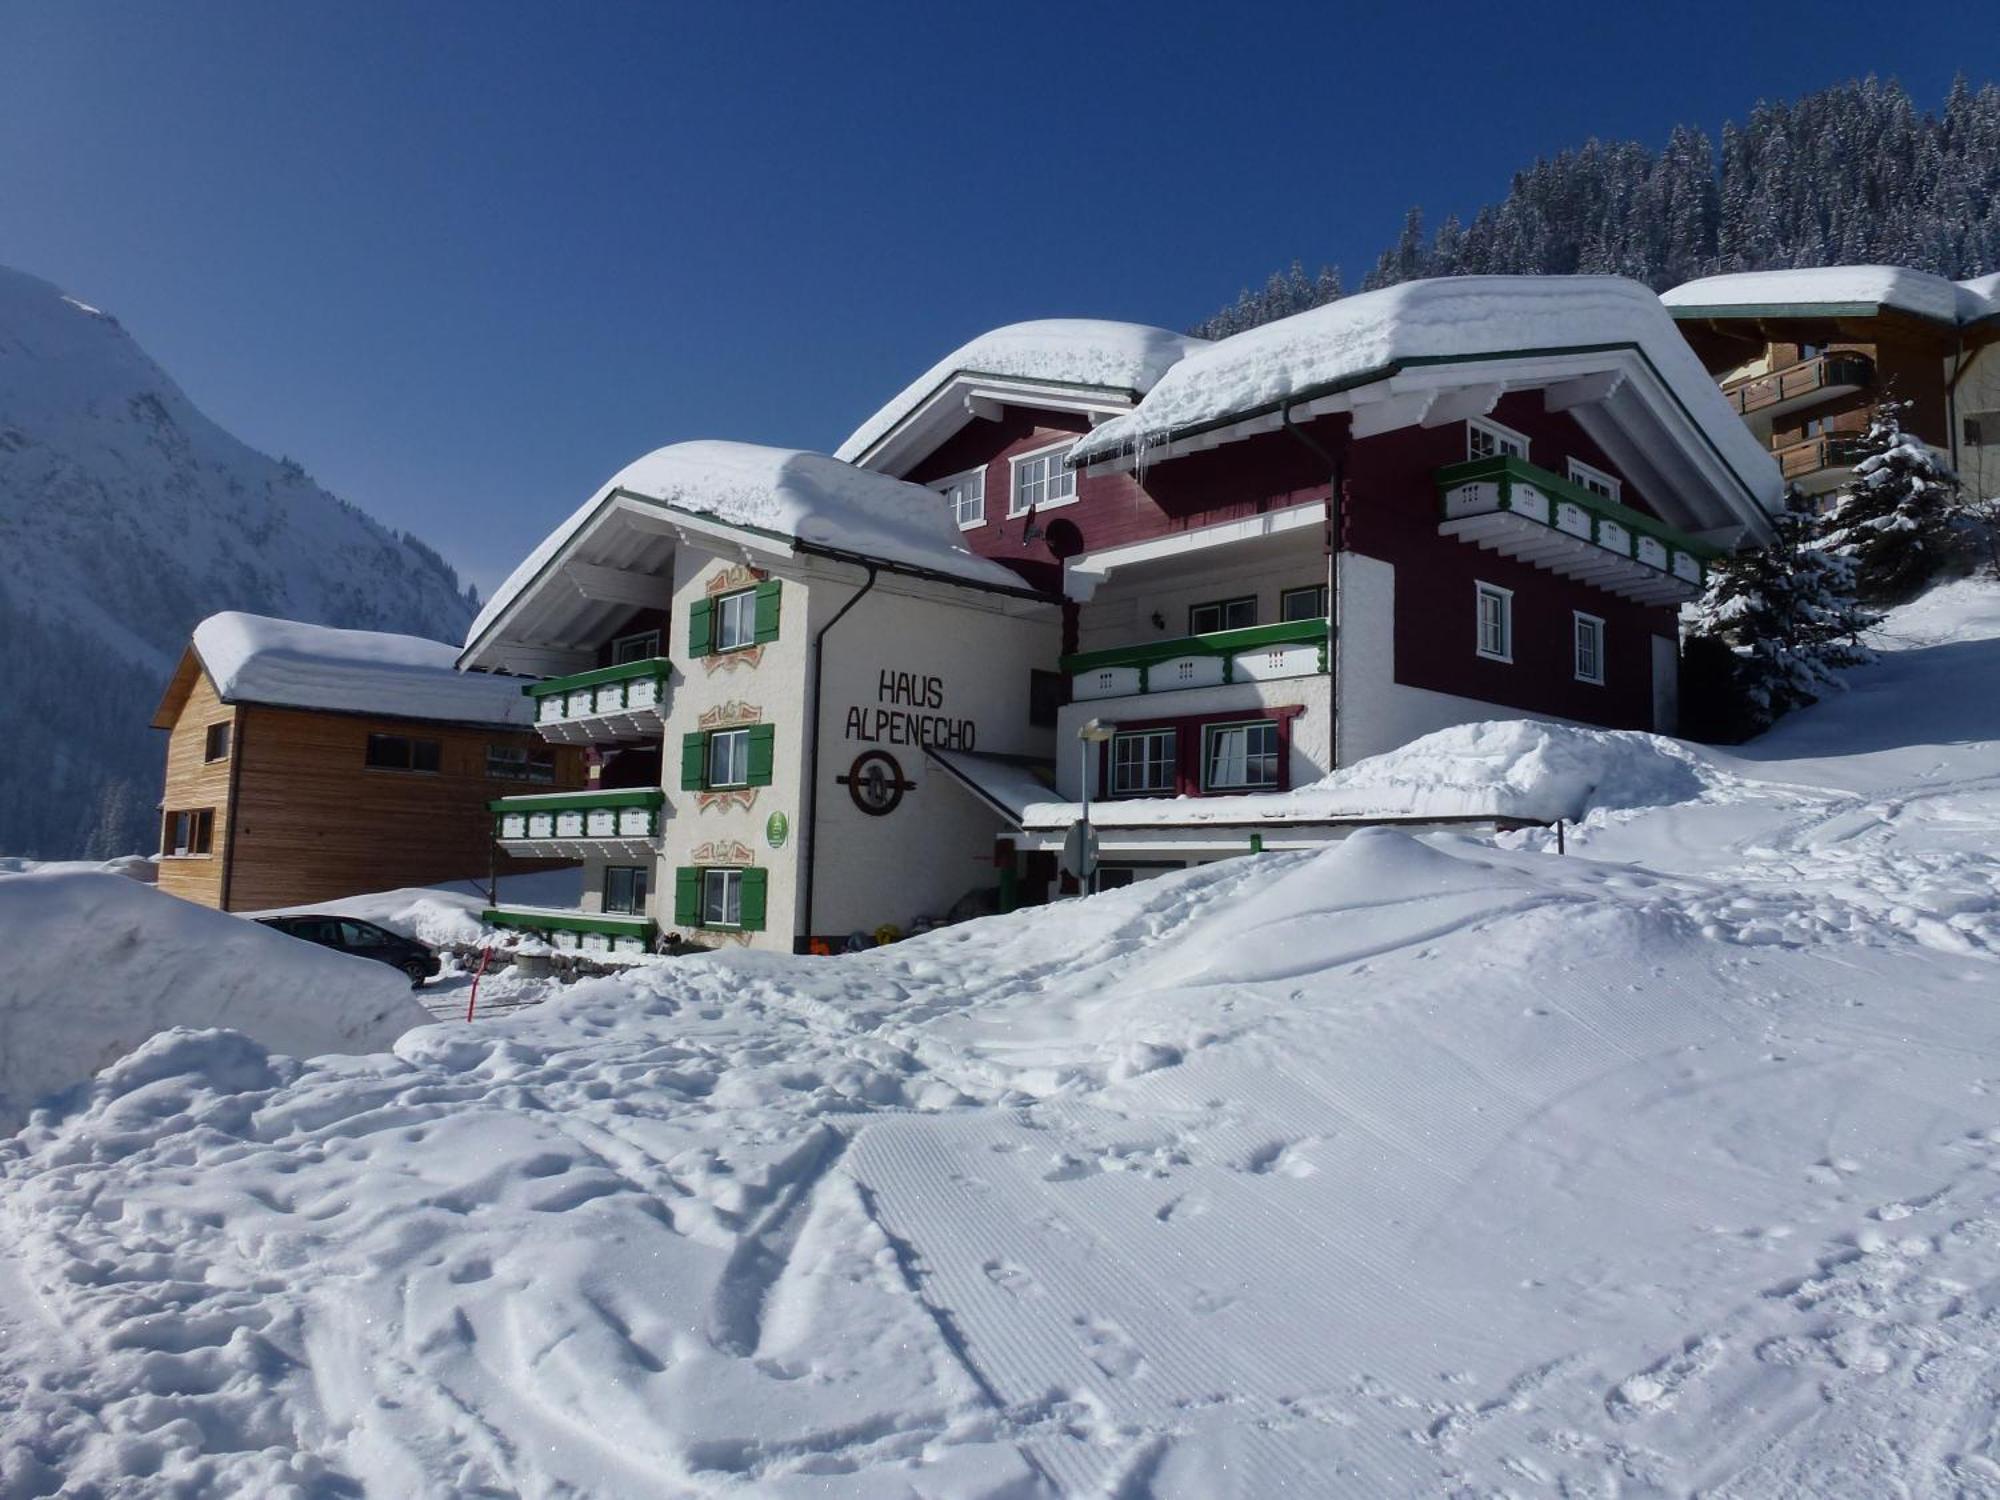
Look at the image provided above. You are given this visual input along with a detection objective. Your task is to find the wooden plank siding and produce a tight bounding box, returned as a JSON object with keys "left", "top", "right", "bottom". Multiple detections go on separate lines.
{"left": 219, "top": 705, "right": 584, "bottom": 912}
{"left": 154, "top": 672, "right": 237, "bottom": 909}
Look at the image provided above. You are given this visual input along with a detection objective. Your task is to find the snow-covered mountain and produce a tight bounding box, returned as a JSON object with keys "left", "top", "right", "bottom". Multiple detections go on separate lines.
{"left": 0, "top": 265, "right": 478, "bottom": 858}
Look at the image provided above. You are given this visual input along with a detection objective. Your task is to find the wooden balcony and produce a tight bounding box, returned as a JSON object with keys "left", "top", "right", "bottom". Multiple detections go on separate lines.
{"left": 1433, "top": 456, "right": 1717, "bottom": 605}
{"left": 483, "top": 906, "right": 656, "bottom": 957}
{"left": 1773, "top": 434, "right": 1872, "bottom": 489}
{"left": 1061, "top": 618, "right": 1327, "bottom": 702}
{"left": 1723, "top": 352, "right": 1873, "bottom": 422}
{"left": 526, "top": 658, "right": 671, "bottom": 745}
{"left": 491, "top": 788, "right": 664, "bottom": 860}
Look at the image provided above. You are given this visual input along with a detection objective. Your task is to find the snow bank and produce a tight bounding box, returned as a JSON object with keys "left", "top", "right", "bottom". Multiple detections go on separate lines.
{"left": 195, "top": 612, "right": 533, "bottom": 725}
{"left": 0, "top": 854, "right": 154, "bottom": 882}
{"left": 469, "top": 441, "right": 1035, "bottom": 647}
{"left": 834, "top": 319, "right": 1207, "bottom": 463}
{"left": 1024, "top": 719, "right": 1711, "bottom": 828}
{"left": 0, "top": 871, "right": 428, "bottom": 1131}
{"left": 1663, "top": 264, "right": 2000, "bottom": 325}
{"left": 1072, "top": 276, "right": 1778, "bottom": 503}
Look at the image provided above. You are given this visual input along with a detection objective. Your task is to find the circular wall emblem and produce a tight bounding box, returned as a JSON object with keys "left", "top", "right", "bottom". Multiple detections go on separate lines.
{"left": 765, "top": 810, "right": 790, "bottom": 849}
{"left": 838, "top": 750, "right": 913, "bottom": 817}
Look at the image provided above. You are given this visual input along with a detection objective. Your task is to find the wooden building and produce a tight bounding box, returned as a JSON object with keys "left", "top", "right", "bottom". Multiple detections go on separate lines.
{"left": 151, "top": 612, "right": 582, "bottom": 912}
{"left": 1664, "top": 267, "right": 2000, "bottom": 497}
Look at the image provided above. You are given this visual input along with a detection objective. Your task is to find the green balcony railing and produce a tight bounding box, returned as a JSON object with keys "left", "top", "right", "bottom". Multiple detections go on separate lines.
{"left": 1061, "top": 617, "right": 1328, "bottom": 701}
{"left": 526, "top": 657, "right": 672, "bottom": 738}
{"left": 491, "top": 787, "right": 664, "bottom": 843}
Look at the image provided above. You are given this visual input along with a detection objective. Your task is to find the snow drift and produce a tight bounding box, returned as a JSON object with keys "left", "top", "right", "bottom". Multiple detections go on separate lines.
{"left": 0, "top": 872, "right": 428, "bottom": 1131}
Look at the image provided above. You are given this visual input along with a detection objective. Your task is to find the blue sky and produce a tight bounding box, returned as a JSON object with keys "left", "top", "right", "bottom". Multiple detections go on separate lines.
{"left": 1, "top": 1, "right": 1988, "bottom": 596}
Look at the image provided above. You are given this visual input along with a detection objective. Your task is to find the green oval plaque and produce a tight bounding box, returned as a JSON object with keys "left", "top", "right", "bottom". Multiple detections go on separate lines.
{"left": 765, "top": 810, "right": 790, "bottom": 849}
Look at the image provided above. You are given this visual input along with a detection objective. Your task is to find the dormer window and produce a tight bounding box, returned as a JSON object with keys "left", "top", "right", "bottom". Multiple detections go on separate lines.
{"left": 1009, "top": 441, "right": 1077, "bottom": 516}
{"left": 1566, "top": 457, "right": 1621, "bottom": 503}
{"left": 1467, "top": 417, "right": 1529, "bottom": 461}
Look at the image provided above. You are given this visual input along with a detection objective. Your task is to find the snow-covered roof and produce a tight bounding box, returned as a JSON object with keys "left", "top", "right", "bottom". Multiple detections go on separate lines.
{"left": 468, "top": 441, "right": 1036, "bottom": 649}
{"left": 1663, "top": 266, "right": 2000, "bottom": 327}
{"left": 1070, "top": 277, "right": 1778, "bottom": 503}
{"left": 835, "top": 319, "right": 1208, "bottom": 464}
{"left": 192, "top": 612, "right": 534, "bottom": 725}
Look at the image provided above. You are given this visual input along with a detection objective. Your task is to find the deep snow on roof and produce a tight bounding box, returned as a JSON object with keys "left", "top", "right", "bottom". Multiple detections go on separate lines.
{"left": 194, "top": 612, "right": 533, "bottom": 725}
{"left": 1663, "top": 265, "right": 2000, "bottom": 326}
{"left": 468, "top": 441, "right": 1034, "bottom": 648}
{"left": 834, "top": 319, "right": 1208, "bottom": 463}
{"left": 1070, "top": 277, "right": 1778, "bottom": 499}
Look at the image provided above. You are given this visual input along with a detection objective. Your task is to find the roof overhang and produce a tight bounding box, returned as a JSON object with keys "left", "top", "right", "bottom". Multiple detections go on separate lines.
{"left": 1667, "top": 302, "right": 1969, "bottom": 354}
{"left": 848, "top": 369, "right": 1143, "bottom": 478}
{"left": 1081, "top": 344, "right": 1778, "bottom": 545}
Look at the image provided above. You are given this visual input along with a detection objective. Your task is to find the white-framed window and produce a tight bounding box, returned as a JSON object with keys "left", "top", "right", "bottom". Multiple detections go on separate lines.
{"left": 701, "top": 868, "right": 743, "bottom": 927}
{"left": 714, "top": 589, "right": 757, "bottom": 652}
{"left": 1008, "top": 441, "right": 1077, "bottom": 516}
{"left": 1203, "top": 721, "right": 1281, "bottom": 792}
{"left": 1111, "top": 729, "right": 1177, "bottom": 796}
{"left": 932, "top": 466, "right": 986, "bottom": 529}
{"left": 707, "top": 727, "right": 750, "bottom": 788}
{"left": 1468, "top": 417, "right": 1530, "bottom": 461}
{"left": 612, "top": 628, "right": 661, "bottom": 664}
{"left": 1280, "top": 584, "right": 1327, "bottom": 621}
{"left": 1573, "top": 612, "right": 1605, "bottom": 685}
{"left": 1566, "top": 457, "right": 1621, "bottom": 503}
{"left": 1190, "top": 596, "right": 1258, "bottom": 634}
{"left": 603, "top": 865, "right": 650, "bottom": 916}
{"left": 1475, "top": 582, "right": 1513, "bottom": 663}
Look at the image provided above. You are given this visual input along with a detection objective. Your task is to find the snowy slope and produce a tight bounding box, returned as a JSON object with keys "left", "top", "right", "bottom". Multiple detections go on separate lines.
{"left": 3, "top": 582, "right": 2000, "bottom": 1495}
{"left": 0, "top": 871, "right": 428, "bottom": 1133}
{"left": 0, "top": 266, "right": 478, "bottom": 858}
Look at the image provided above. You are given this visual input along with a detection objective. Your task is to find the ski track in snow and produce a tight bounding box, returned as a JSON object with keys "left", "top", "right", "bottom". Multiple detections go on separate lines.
{"left": 5, "top": 580, "right": 2000, "bottom": 1496}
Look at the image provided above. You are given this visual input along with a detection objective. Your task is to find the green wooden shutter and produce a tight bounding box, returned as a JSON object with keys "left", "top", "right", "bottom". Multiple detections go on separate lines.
{"left": 738, "top": 868, "right": 768, "bottom": 931}
{"left": 745, "top": 724, "right": 775, "bottom": 786}
{"left": 673, "top": 867, "right": 701, "bottom": 926}
{"left": 687, "top": 597, "right": 714, "bottom": 657}
{"left": 680, "top": 731, "right": 707, "bottom": 790}
{"left": 753, "top": 580, "right": 782, "bottom": 643}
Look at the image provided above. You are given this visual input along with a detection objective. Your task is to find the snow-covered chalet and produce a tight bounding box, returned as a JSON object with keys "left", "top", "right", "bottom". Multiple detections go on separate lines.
{"left": 464, "top": 277, "right": 1781, "bottom": 954}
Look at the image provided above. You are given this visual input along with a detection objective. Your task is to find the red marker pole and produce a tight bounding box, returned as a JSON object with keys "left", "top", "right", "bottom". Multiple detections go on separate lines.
{"left": 465, "top": 946, "right": 493, "bottom": 1023}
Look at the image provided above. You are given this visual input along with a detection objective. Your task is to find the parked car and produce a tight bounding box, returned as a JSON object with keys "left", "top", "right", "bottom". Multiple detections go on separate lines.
{"left": 257, "top": 914, "right": 442, "bottom": 988}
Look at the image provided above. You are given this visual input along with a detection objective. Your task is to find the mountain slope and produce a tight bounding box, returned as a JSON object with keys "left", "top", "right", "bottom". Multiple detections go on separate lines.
{"left": 0, "top": 266, "right": 478, "bottom": 857}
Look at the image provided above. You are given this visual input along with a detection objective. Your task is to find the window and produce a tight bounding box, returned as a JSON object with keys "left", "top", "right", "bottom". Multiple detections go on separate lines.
{"left": 1280, "top": 585, "right": 1328, "bottom": 622}
{"left": 1574, "top": 612, "right": 1605, "bottom": 685}
{"left": 701, "top": 868, "right": 742, "bottom": 927}
{"left": 681, "top": 724, "right": 774, "bottom": 790}
{"left": 164, "top": 808, "right": 214, "bottom": 857}
{"left": 1468, "top": 417, "right": 1529, "bottom": 461}
{"left": 340, "top": 921, "right": 390, "bottom": 949}
{"left": 933, "top": 467, "right": 986, "bottom": 529}
{"left": 1566, "top": 457, "right": 1621, "bottom": 503}
{"left": 1189, "top": 597, "right": 1258, "bottom": 635}
{"left": 365, "top": 733, "right": 441, "bottom": 772}
{"left": 1029, "top": 669, "right": 1068, "bottom": 729}
{"left": 203, "top": 722, "right": 231, "bottom": 763}
{"left": 714, "top": 589, "right": 757, "bottom": 652}
{"left": 1797, "top": 342, "right": 1824, "bottom": 361}
{"left": 1111, "top": 729, "right": 1177, "bottom": 796}
{"left": 707, "top": 727, "right": 750, "bottom": 788}
{"left": 611, "top": 629, "right": 661, "bottom": 664}
{"left": 486, "top": 744, "right": 556, "bottom": 783}
{"left": 1009, "top": 443, "right": 1077, "bottom": 516}
{"left": 1203, "top": 721, "right": 1280, "bottom": 791}
{"left": 603, "top": 865, "right": 650, "bottom": 916}
{"left": 1475, "top": 582, "right": 1513, "bottom": 663}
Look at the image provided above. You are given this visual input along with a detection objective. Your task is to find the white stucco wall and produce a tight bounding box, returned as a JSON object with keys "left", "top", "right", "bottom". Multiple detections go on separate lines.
{"left": 805, "top": 569, "right": 1058, "bottom": 943}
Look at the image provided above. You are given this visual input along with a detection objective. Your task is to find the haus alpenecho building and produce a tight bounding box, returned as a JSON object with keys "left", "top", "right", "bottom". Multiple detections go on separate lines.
{"left": 462, "top": 275, "right": 1784, "bottom": 956}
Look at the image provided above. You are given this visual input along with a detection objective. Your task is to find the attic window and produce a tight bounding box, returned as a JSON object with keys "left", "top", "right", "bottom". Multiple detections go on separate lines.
{"left": 1009, "top": 442, "right": 1077, "bottom": 516}
{"left": 932, "top": 466, "right": 986, "bottom": 529}
{"left": 203, "top": 722, "right": 231, "bottom": 763}
{"left": 1468, "top": 418, "right": 1529, "bottom": 461}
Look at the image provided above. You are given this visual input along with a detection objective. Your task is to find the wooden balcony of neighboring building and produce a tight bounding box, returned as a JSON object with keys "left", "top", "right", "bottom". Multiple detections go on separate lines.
{"left": 526, "top": 658, "right": 671, "bottom": 745}
{"left": 1722, "top": 351, "right": 1874, "bottom": 423}
{"left": 1772, "top": 434, "right": 1873, "bottom": 491}
{"left": 490, "top": 787, "right": 664, "bottom": 861}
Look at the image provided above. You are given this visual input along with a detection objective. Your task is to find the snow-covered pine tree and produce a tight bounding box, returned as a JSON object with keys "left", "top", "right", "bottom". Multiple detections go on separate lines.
{"left": 1817, "top": 403, "right": 1960, "bottom": 602}
{"left": 1688, "top": 490, "right": 1879, "bottom": 732}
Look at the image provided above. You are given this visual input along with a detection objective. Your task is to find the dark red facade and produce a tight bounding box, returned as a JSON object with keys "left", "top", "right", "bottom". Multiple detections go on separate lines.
{"left": 903, "top": 388, "right": 1684, "bottom": 740}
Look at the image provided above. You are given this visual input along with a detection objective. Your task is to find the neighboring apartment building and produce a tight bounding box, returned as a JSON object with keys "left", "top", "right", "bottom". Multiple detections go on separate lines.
{"left": 841, "top": 279, "right": 1780, "bottom": 878}
{"left": 151, "top": 612, "right": 582, "bottom": 911}
{"left": 463, "top": 278, "right": 1779, "bottom": 953}
{"left": 1664, "top": 267, "right": 2000, "bottom": 498}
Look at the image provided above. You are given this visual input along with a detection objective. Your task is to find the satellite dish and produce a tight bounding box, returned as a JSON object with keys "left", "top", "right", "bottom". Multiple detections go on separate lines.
{"left": 1060, "top": 820, "right": 1100, "bottom": 882}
